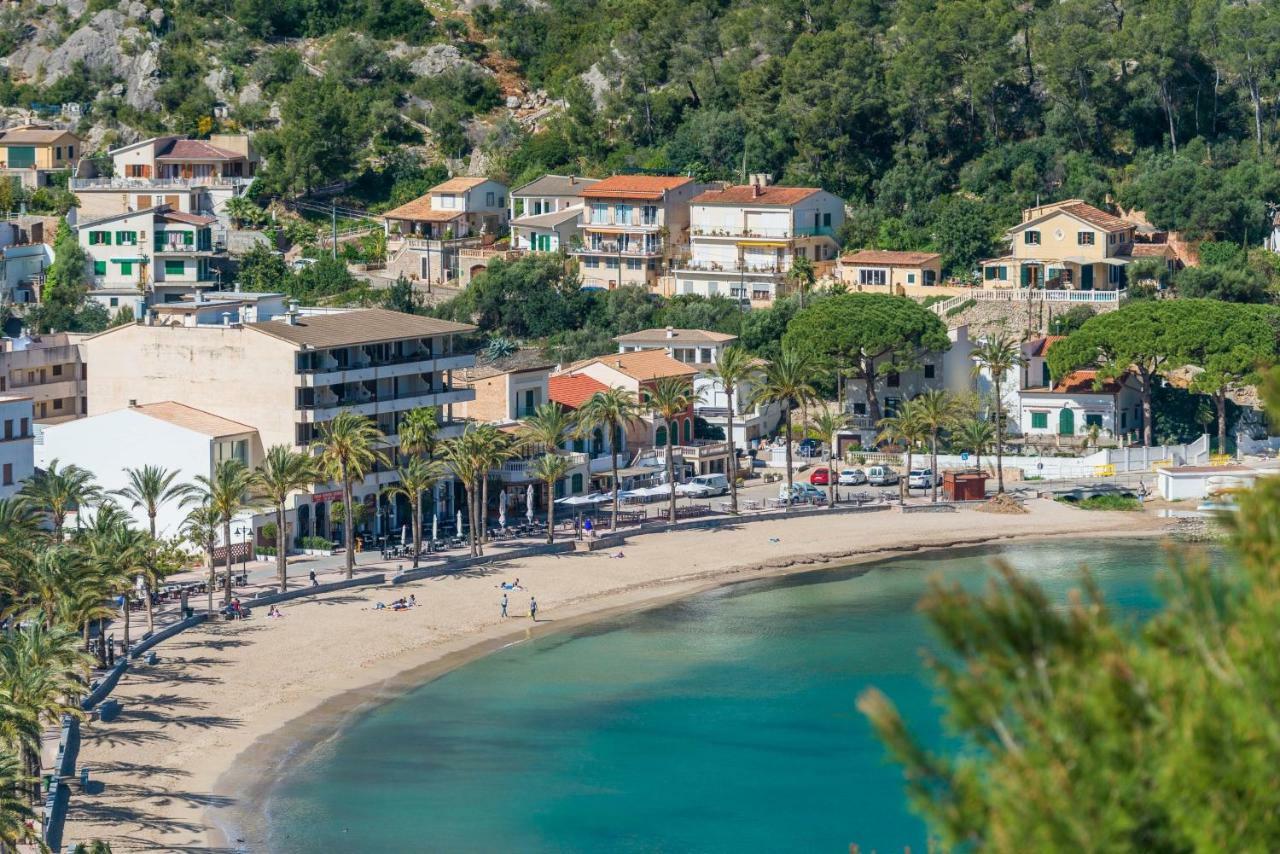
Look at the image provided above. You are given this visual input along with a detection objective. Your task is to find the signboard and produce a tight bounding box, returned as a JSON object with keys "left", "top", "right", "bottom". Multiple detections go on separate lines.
{"left": 312, "top": 490, "right": 342, "bottom": 503}
{"left": 960, "top": 452, "right": 970, "bottom": 462}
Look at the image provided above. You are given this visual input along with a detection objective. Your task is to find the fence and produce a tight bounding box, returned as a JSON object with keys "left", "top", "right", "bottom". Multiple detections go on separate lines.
{"left": 930, "top": 435, "right": 1211, "bottom": 480}
{"left": 930, "top": 288, "right": 1129, "bottom": 316}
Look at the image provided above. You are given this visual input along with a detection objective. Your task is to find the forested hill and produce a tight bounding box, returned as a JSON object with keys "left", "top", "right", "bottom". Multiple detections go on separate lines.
{"left": 4, "top": 0, "right": 1280, "bottom": 279}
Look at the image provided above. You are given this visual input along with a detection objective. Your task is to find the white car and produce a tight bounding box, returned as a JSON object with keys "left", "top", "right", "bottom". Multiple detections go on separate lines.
{"left": 908, "top": 468, "right": 941, "bottom": 489}
{"left": 837, "top": 468, "right": 867, "bottom": 486}
{"left": 866, "top": 465, "right": 899, "bottom": 486}
{"left": 779, "top": 483, "right": 827, "bottom": 504}
{"left": 676, "top": 474, "right": 730, "bottom": 497}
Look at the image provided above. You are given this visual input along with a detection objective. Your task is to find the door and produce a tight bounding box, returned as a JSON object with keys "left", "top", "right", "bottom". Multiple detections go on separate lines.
{"left": 1080, "top": 265, "right": 1094, "bottom": 290}
{"left": 1058, "top": 408, "right": 1075, "bottom": 436}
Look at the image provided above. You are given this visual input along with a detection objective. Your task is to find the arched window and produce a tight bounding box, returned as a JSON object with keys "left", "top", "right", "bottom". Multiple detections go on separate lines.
{"left": 592, "top": 428, "right": 604, "bottom": 456}
{"left": 655, "top": 425, "right": 667, "bottom": 446}
{"left": 571, "top": 473, "right": 584, "bottom": 493}
{"left": 683, "top": 418, "right": 692, "bottom": 443}
{"left": 669, "top": 421, "right": 679, "bottom": 444}
{"left": 613, "top": 425, "right": 624, "bottom": 451}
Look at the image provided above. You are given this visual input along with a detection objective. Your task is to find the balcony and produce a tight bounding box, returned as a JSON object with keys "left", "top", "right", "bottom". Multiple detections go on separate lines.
{"left": 690, "top": 225, "right": 836, "bottom": 240}
{"left": 584, "top": 214, "right": 661, "bottom": 229}
{"left": 153, "top": 238, "right": 216, "bottom": 256}
{"left": 70, "top": 176, "right": 253, "bottom": 191}
{"left": 573, "top": 242, "right": 663, "bottom": 257}
{"left": 296, "top": 353, "right": 473, "bottom": 385}
{"left": 302, "top": 386, "right": 473, "bottom": 420}
{"left": 499, "top": 452, "right": 590, "bottom": 482}
{"left": 677, "top": 260, "right": 786, "bottom": 275}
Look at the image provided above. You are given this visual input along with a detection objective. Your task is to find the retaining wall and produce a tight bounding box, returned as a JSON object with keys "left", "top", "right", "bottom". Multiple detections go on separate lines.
{"left": 247, "top": 574, "right": 387, "bottom": 608}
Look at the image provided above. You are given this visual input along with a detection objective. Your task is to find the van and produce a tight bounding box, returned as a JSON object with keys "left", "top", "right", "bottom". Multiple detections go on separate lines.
{"left": 866, "top": 465, "right": 900, "bottom": 486}
{"left": 678, "top": 473, "right": 730, "bottom": 497}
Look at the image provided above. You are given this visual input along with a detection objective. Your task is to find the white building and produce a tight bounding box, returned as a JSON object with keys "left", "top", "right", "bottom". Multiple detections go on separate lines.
{"left": 36, "top": 402, "right": 261, "bottom": 538}
{"left": 1016, "top": 369, "right": 1143, "bottom": 444}
{"left": 383, "top": 176, "right": 511, "bottom": 285}
{"left": 0, "top": 395, "right": 34, "bottom": 498}
{"left": 509, "top": 174, "right": 598, "bottom": 253}
{"left": 0, "top": 221, "right": 53, "bottom": 305}
{"left": 78, "top": 205, "right": 225, "bottom": 313}
{"left": 673, "top": 180, "right": 844, "bottom": 306}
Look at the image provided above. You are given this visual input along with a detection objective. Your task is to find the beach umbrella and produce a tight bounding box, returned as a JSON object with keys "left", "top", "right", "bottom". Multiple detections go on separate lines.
{"left": 400, "top": 524, "right": 407, "bottom": 546}
{"left": 525, "top": 484, "right": 534, "bottom": 521}
{"left": 456, "top": 509, "right": 463, "bottom": 534}
{"left": 499, "top": 501, "right": 507, "bottom": 529}
{"left": 432, "top": 514, "right": 438, "bottom": 543}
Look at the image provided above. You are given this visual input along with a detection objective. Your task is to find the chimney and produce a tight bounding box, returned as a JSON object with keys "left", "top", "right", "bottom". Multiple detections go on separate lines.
{"left": 615, "top": 360, "right": 623, "bottom": 369}
{"left": 751, "top": 183, "right": 760, "bottom": 198}
{"left": 665, "top": 326, "right": 675, "bottom": 339}
{"left": 286, "top": 300, "right": 300, "bottom": 325}
{"left": 569, "top": 175, "right": 576, "bottom": 185}
{"left": 194, "top": 290, "right": 204, "bottom": 303}
{"left": 221, "top": 312, "right": 231, "bottom": 327}
{"left": 128, "top": 399, "right": 137, "bottom": 408}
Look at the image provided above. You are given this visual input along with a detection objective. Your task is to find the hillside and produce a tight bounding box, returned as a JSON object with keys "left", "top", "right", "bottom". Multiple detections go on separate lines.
{"left": 5, "top": 0, "right": 1280, "bottom": 296}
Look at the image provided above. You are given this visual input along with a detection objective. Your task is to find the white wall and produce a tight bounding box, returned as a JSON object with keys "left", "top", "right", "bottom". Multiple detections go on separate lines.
{"left": 0, "top": 397, "right": 33, "bottom": 499}
{"left": 36, "top": 408, "right": 214, "bottom": 538}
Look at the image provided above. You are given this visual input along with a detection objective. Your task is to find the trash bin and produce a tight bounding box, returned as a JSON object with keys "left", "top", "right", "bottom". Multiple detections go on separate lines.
{"left": 146, "top": 652, "right": 158, "bottom": 666}
{"left": 80, "top": 767, "right": 90, "bottom": 788}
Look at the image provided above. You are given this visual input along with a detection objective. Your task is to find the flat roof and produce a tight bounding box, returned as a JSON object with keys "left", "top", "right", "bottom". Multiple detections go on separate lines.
{"left": 614, "top": 328, "right": 737, "bottom": 345}
{"left": 248, "top": 308, "right": 475, "bottom": 348}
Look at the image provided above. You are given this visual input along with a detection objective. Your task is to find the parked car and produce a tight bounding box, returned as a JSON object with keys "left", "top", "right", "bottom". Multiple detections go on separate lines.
{"left": 779, "top": 482, "right": 827, "bottom": 503}
{"left": 809, "top": 467, "right": 831, "bottom": 485}
{"left": 797, "top": 438, "right": 822, "bottom": 457}
{"left": 677, "top": 473, "right": 730, "bottom": 497}
{"left": 290, "top": 257, "right": 318, "bottom": 271}
{"left": 838, "top": 468, "right": 867, "bottom": 485}
{"left": 866, "top": 465, "right": 900, "bottom": 486}
{"left": 908, "top": 468, "right": 941, "bottom": 489}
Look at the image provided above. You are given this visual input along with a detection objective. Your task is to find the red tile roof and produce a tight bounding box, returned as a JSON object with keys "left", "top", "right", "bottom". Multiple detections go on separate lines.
{"left": 1029, "top": 335, "right": 1065, "bottom": 357}
{"left": 841, "top": 250, "right": 941, "bottom": 266}
{"left": 581, "top": 175, "right": 693, "bottom": 200}
{"left": 156, "top": 139, "right": 244, "bottom": 160}
{"left": 157, "top": 210, "right": 216, "bottom": 226}
{"left": 548, "top": 374, "right": 609, "bottom": 409}
{"left": 690, "top": 185, "right": 820, "bottom": 206}
{"left": 1125, "top": 242, "right": 1173, "bottom": 258}
{"left": 1049, "top": 370, "right": 1123, "bottom": 394}
{"left": 1057, "top": 202, "right": 1131, "bottom": 232}
{"left": 430, "top": 176, "right": 489, "bottom": 193}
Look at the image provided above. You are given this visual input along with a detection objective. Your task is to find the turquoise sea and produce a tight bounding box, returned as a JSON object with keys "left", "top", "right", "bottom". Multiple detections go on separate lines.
{"left": 261, "top": 539, "right": 1213, "bottom": 853}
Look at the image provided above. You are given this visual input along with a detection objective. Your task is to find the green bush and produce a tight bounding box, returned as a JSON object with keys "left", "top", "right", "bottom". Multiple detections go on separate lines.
{"left": 1058, "top": 494, "right": 1141, "bottom": 511}
{"left": 299, "top": 535, "right": 333, "bottom": 550}
{"left": 945, "top": 299, "right": 976, "bottom": 318}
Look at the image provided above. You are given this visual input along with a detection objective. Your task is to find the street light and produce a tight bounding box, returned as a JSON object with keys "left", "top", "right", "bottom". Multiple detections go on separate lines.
{"left": 233, "top": 524, "right": 251, "bottom": 583}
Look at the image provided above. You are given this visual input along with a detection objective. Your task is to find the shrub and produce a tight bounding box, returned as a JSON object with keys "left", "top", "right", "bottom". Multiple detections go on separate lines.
{"left": 1057, "top": 494, "right": 1141, "bottom": 511}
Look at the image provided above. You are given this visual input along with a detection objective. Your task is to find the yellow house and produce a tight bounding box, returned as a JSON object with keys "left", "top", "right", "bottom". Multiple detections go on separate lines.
{"left": 0, "top": 125, "right": 82, "bottom": 189}
{"left": 837, "top": 250, "right": 943, "bottom": 293}
{"left": 980, "top": 200, "right": 1138, "bottom": 292}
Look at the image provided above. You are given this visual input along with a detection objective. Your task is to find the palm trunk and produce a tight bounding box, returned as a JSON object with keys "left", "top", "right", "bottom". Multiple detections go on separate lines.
{"left": 1216, "top": 390, "right": 1228, "bottom": 456}
{"left": 144, "top": 584, "right": 155, "bottom": 635}
{"left": 610, "top": 436, "right": 620, "bottom": 530}
{"left": 783, "top": 404, "right": 794, "bottom": 511}
{"left": 828, "top": 432, "right": 835, "bottom": 507}
{"left": 206, "top": 550, "right": 214, "bottom": 614}
{"left": 930, "top": 431, "right": 939, "bottom": 503}
{"left": 903, "top": 446, "right": 913, "bottom": 503}
{"left": 276, "top": 503, "right": 287, "bottom": 592}
{"left": 726, "top": 390, "right": 739, "bottom": 513}
{"left": 1139, "top": 373, "right": 1154, "bottom": 447}
{"left": 412, "top": 492, "right": 422, "bottom": 568}
{"left": 474, "top": 476, "right": 484, "bottom": 556}
{"left": 122, "top": 596, "right": 131, "bottom": 654}
{"left": 341, "top": 465, "right": 355, "bottom": 579}
{"left": 994, "top": 377, "right": 1005, "bottom": 493}
{"left": 666, "top": 429, "right": 677, "bottom": 524}
{"left": 545, "top": 480, "right": 555, "bottom": 544}
{"left": 223, "top": 520, "right": 234, "bottom": 605}
{"left": 22, "top": 743, "right": 38, "bottom": 804}
{"left": 481, "top": 473, "right": 490, "bottom": 545}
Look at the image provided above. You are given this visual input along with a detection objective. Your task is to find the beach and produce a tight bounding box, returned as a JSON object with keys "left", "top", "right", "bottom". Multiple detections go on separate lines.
{"left": 61, "top": 500, "right": 1169, "bottom": 851}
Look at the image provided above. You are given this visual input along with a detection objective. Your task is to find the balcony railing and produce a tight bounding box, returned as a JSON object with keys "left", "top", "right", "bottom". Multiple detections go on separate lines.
{"left": 500, "top": 452, "right": 590, "bottom": 479}
{"left": 576, "top": 242, "right": 662, "bottom": 256}
{"left": 678, "top": 260, "right": 785, "bottom": 274}
{"left": 586, "top": 215, "right": 660, "bottom": 228}
{"left": 298, "top": 351, "right": 438, "bottom": 374}
{"left": 70, "top": 176, "right": 252, "bottom": 191}
{"left": 690, "top": 225, "right": 836, "bottom": 239}
{"left": 299, "top": 386, "right": 458, "bottom": 410}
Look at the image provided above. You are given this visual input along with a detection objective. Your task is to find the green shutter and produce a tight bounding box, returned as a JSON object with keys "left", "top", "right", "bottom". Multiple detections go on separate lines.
{"left": 1031, "top": 412, "right": 1048, "bottom": 430}
{"left": 5, "top": 147, "right": 35, "bottom": 168}
{"left": 118, "top": 261, "right": 133, "bottom": 275}
{"left": 164, "top": 260, "right": 185, "bottom": 275}
{"left": 93, "top": 261, "right": 106, "bottom": 276}
{"left": 998, "top": 266, "right": 1007, "bottom": 281}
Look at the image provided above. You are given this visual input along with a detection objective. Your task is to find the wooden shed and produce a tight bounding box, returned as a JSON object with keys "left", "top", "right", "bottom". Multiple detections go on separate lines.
{"left": 943, "top": 471, "right": 987, "bottom": 501}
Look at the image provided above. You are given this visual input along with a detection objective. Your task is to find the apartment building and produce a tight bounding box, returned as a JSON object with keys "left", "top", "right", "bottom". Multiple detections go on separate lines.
{"left": 571, "top": 175, "right": 705, "bottom": 290}
{"left": 509, "top": 174, "right": 599, "bottom": 253}
{"left": 454, "top": 350, "right": 553, "bottom": 422}
{"left": 383, "top": 176, "right": 510, "bottom": 285}
{"left": 85, "top": 308, "right": 477, "bottom": 544}
{"left": 71, "top": 135, "right": 259, "bottom": 227}
{"left": 0, "top": 395, "right": 34, "bottom": 498}
{"left": 0, "top": 332, "right": 87, "bottom": 424}
{"left": 78, "top": 205, "right": 226, "bottom": 313}
{"left": 672, "top": 181, "right": 843, "bottom": 305}
{"left": 0, "top": 124, "right": 81, "bottom": 189}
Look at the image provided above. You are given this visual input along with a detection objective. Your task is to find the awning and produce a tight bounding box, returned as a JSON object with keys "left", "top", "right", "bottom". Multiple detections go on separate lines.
{"left": 110, "top": 257, "right": 144, "bottom": 263}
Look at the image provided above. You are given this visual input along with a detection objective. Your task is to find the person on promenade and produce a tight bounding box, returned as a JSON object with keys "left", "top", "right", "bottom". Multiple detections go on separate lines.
{"left": 310, "top": 570, "right": 318, "bottom": 587}
{"left": 584, "top": 517, "right": 594, "bottom": 539}
{"left": 501, "top": 594, "right": 508, "bottom": 618}
{"left": 530, "top": 596, "right": 538, "bottom": 622}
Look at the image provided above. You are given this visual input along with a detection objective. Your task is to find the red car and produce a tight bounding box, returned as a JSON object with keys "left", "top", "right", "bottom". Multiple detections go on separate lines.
{"left": 809, "top": 467, "right": 831, "bottom": 485}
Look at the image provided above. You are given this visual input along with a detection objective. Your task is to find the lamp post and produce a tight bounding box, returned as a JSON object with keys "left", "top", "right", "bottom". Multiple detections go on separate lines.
{"left": 233, "top": 524, "right": 251, "bottom": 583}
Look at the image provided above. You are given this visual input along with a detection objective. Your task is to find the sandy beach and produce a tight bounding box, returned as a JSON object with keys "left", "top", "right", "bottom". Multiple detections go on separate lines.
{"left": 60, "top": 500, "right": 1169, "bottom": 851}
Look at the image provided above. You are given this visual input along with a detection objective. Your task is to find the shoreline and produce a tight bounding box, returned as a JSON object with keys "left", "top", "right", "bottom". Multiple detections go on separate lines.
{"left": 60, "top": 502, "right": 1170, "bottom": 851}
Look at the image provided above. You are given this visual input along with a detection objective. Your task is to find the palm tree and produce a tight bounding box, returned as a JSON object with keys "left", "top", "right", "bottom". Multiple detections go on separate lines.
{"left": 647, "top": 377, "right": 698, "bottom": 524}
{"left": 382, "top": 457, "right": 445, "bottom": 567}
{"left": 253, "top": 446, "right": 317, "bottom": 593}
{"left": 112, "top": 465, "right": 187, "bottom": 539}
{"left": 473, "top": 425, "right": 515, "bottom": 543}
{"left": 788, "top": 255, "right": 816, "bottom": 308}
{"left": 184, "top": 459, "right": 257, "bottom": 604}
{"left": 399, "top": 406, "right": 441, "bottom": 460}
{"left": 808, "top": 406, "right": 851, "bottom": 508}
{"left": 953, "top": 419, "right": 996, "bottom": 473}
{"left": 877, "top": 400, "right": 928, "bottom": 503}
{"left": 0, "top": 751, "right": 35, "bottom": 847}
{"left": 82, "top": 515, "right": 150, "bottom": 651}
{"left": 313, "top": 411, "right": 385, "bottom": 578}
{"left": 20, "top": 459, "right": 101, "bottom": 536}
{"left": 915, "top": 390, "right": 960, "bottom": 502}
{"left": 530, "top": 453, "right": 571, "bottom": 544}
{"left": 441, "top": 426, "right": 486, "bottom": 557}
{"left": 181, "top": 502, "right": 220, "bottom": 614}
{"left": 971, "top": 335, "right": 1024, "bottom": 494}
{"left": 577, "top": 387, "right": 642, "bottom": 529}
{"left": 518, "top": 402, "right": 577, "bottom": 454}
{"left": 751, "top": 350, "right": 818, "bottom": 510}
{"left": 704, "top": 346, "right": 757, "bottom": 514}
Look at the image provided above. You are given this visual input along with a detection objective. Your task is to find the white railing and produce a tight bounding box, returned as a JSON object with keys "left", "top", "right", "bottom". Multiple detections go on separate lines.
{"left": 930, "top": 288, "right": 1128, "bottom": 316}
{"left": 70, "top": 176, "right": 252, "bottom": 191}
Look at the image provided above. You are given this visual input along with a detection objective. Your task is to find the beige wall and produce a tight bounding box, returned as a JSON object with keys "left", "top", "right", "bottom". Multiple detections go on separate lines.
{"left": 457, "top": 374, "right": 512, "bottom": 422}
{"left": 838, "top": 262, "right": 941, "bottom": 290}
{"left": 85, "top": 324, "right": 300, "bottom": 449}
{"left": 1011, "top": 213, "right": 1133, "bottom": 262}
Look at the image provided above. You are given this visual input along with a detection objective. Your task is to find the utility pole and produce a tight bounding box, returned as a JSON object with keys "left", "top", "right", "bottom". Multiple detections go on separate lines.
{"left": 331, "top": 202, "right": 337, "bottom": 261}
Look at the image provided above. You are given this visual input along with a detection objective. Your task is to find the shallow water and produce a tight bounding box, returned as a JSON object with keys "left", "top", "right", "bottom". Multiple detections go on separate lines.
{"left": 262, "top": 539, "right": 1217, "bottom": 853}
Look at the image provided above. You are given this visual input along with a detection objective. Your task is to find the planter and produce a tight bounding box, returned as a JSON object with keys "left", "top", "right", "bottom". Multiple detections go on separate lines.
{"left": 303, "top": 548, "right": 335, "bottom": 557}
{"left": 255, "top": 553, "right": 275, "bottom": 562}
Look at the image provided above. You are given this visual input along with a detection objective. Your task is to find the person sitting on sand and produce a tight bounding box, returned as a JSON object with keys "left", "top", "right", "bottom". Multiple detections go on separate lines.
{"left": 408, "top": 594, "right": 417, "bottom": 607}
{"left": 608, "top": 551, "right": 625, "bottom": 559}
{"left": 267, "top": 605, "right": 283, "bottom": 619}
{"left": 375, "top": 601, "right": 386, "bottom": 610}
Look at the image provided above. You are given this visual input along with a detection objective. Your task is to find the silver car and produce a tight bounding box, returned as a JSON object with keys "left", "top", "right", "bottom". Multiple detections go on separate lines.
{"left": 837, "top": 468, "right": 867, "bottom": 485}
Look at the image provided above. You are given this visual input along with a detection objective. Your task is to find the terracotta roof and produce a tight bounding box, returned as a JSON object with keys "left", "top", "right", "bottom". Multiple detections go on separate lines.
{"left": 133, "top": 402, "right": 255, "bottom": 437}
{"left": 690, "top": 185, "right": 820, "bottom": 206}
{"left": 461, "top": 348, "right": 553, "bottom": 381}
{"left": 248, "top": 308, "right": 474, "bottom": 348}
{"left": 581, "top": 175, "right": 693, "bottom": 200}
{"left": 841, "top": 250, "right": 941, "bottom": 267}
{"left": 430, "top": 176, "right": 490, "bottom": 193}
{"left": 0, "top": 126, "right": 78, "bottom": 144}
{"left": 157, "top": 210, "right": 216, "bottom": 226}
{"left": 1124, "top": 243, "right": 1173, "bottom": 258}
{"left": 1015, "top": 201, "right": 1131, "bottom": 234}
{"left": 614, "top": 328, "right": 738, "bottom": 345}
{"left": 1024, "top": 369, "right": 1125, "bottom": 394}
{"left": 1028, "top": 335, "right": 1065, "bottom": 357}
{"left": 548, "top": 374, "right": 609, "bottom": 409}
{"left": 156, "top": 139, "right": 243, "bottom": 160}
{"left": 512, "top": 175, "right": 600, "bottom": 197}
{"left": 573, "top": 350, "right": 699, "bottom": 381}
{"left": 381, "top": 194, "right": 464, "bottom": 222}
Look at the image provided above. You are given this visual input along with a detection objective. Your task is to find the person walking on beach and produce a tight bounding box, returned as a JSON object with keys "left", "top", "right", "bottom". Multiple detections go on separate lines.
{"left": 501, "top": 594, "right": 508, "bottom": 618}
{"left": 530, "top": 596, "right": 538, "bottom": 622}
{"left": 309, "top": 570, "right": 318, "bottom": 587}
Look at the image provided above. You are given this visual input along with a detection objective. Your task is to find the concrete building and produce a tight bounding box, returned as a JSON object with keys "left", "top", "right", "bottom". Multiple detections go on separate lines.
{"left": 70, "top": 135, "right": 258, "bottom": 228}
{"left": 509, "top": 174, "right": 598, "bottom": 253}
{"left": 455, "top": 351, "right": 553, "bottom": 423}
{"left": 0, "top": 395, "right": 34, "bottom": 498}
{"left": 383, "top": 177, "right": 510, "bottom": 285}
{"left": 0, "top": 332, "right": 87, "bottom": 424}
{"left": 84, "top": 307, "right": 477, "bottom": 545}
{"left": 0, "top": 221, "right": 53, "bottom": 304}
{"left": 572, "top": 175, "right": 705, "bottom": 291}
{"left": 0, "top": 124, "right": 81, "bottom": 189}
{"left": 147, "top": 292, "right": 289, "bottom": 327}
{"left": 673, "top": 181, "right": 843, "bottom": 305}
{"left": 1016, "top": 369, "right": 1143, "bottom": 446}
{"left": 36, "top": 401, "right": 261, "bottom": 538}
{"left": 837, "top": 250, "right": 943, "bottom": 296}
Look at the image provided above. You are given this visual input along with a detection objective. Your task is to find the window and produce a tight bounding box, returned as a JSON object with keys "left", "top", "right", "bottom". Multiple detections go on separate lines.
{"left": 486, "top": 191, "right": 495, "bottom": 206}
{"left": 1108, "top": 233, "right": 1116, "bottom": 244}
{"left": 923, "top": 364, "right": 935, "bottom": 379}
{"left": 53, "top": 399, "right": 63, "bottom": 410}
{"left": 822, "top": 212, "right": 832, "bottom": 227}
{"left": 907, "top": 273, "right": 916, "bottom": 284}
{"left": 859, "top": 268, "right": 887, "bottom": 286}
{"left": 2, "top": 465, "right": 11, "bottom": 487}
{"left": 67, "top": 146, "right": 74, "bottom": 160}
{"left": 54, "top": 146, "right": 62, "bottom": 160}
{"left": 115, "top": 231, "right": 137, "bottom": 245}
{"left": 1030, "top": 411, "right": 1048, "bottom": 430}
{"left": 19, "top": 418, "right": 27, "bottom": 436}
{"left": 886, "top": 372, "right": 900, "bottom": 388}
{"left": 164, "top": 260, "right": 185, "bottom": 275}
{"left": 1024, "top": 230, "right": 1041, "bottom": 245}
{"left": 93, "top": 261, "right": 106, "bottom": 276}
{"left": 1077, "top": 231, "right": 1095, "bottom": 246}
{"left": 109, "top": 298, "right": 118, "bottom": 307}
{"left": 88, "top": 231, "right": 111, "bottom": 245}
{"left": 626, "top": 258, "right": 642, "bottom": 270}
{"left": 3, "top": 420, "right": 11, "bottom": 440}
{"left": 1085, "top": 413, "right": 1103, "bottom": 428}
{"left": 605, "top": 257, "right": 619, "bottom": 269}
{"left": 118, "top": 261, "right": 133, "bottom": 275}
{"left": 852, "top": 403, "right": 867, "bottom": 415}
{"left": 51, "top": 364, "right": 61, "bottom": 377}
{"left": 583, "top": 256, "right": 599, "bottom": 268}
